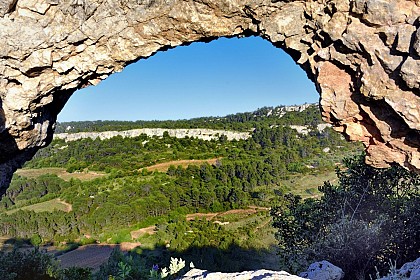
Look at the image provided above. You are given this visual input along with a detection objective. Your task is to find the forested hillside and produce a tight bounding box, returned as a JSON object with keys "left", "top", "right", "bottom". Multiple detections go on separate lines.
{"left": 55, "top": 104, "right": 320, "bottom": 133}
{"left": 0, "top": 104, "right": 368, "bottom": 279}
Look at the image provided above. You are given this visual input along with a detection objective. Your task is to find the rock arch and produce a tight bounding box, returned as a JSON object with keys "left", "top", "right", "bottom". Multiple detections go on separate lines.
{"left": 0, "top": 0, "right": 419, "bottom": 193}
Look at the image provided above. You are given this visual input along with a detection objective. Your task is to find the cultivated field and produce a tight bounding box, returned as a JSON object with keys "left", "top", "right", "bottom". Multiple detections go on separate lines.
{"left": 5, "top": 198, "right": 72, "bottom": 215}
{"left": 280, "top": 170, "right": 338, "bottom": 198}
{"left": 185, "top": 206, "right": 269, "bottom": 222}
{"left": 145, "top": 158, "right": 220, "bottom": 172}
{"left": 57, "top": 242, "right": 141, "bottom": 271}
{"left": 16, "top": 167, "right": 106, "bottom": 181}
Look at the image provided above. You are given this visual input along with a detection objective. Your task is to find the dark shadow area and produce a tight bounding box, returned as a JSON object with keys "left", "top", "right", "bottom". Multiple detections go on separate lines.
{"left": 358, "top": 98, "right": 420, "bottom": 154}
{"left": 155, "top": 243, "right": 279, "bottom": 272}
{"left": 347, "top": 73, "right": 420, "bottom": 158}
{"left": 0, "top": 97, "right": 19, "bottom": 163}
{"left": 386, "top": 27, "right": 420, "bottom": 98}
{"left": 0, "top": 89, "right": 75, "bottom": 196}
{"left": 0, "top": 97, "right": 22, "bottom": 196}
{"left": 56, "top": 243, "right": 280, "bottom": 273}
{"left": 0, "top": 238, "right": 281, "bottom": 279}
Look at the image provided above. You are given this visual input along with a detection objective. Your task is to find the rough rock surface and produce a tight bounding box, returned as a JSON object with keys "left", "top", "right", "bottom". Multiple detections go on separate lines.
{"left": 179, "top": 268, "right": 306, "bottom": 279}
{"left": 299, "top": 261, "right": 344, "bottom": 280}
{"left": 54, "top": 122, "right": 332, "bottom": 142}
{"left": 1, "top": 0, "right": 420, "bottom": 193}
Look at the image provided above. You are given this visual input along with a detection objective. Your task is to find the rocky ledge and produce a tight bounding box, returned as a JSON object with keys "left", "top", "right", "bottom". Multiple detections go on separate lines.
{"left": 179, "top": 261, "right": 344, "bottom": 280}
{"left": 179, "top": 258, "right": 420, "bottom": 280}
{"left": 54, "top": 128, "right": 252, "bottom": 142}
{"left": 1, "top": 0, "right": 420, "bottom": 193}
{"left": 179, "top": 269, "right": 306, "bottom": 280}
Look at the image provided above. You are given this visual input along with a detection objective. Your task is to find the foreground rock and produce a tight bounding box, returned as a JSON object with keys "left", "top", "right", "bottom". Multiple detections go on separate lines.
{"left": 179, "top": 260, "right": 344, "bottom": 280}
{"left": 1, "top": 0, "right": 420, "bottom": 193}
{"left": 299, "top": 261, "right": 344, "bottom": 280}
{"left": 179, "top": 269, "right": 305, "bottom": 279}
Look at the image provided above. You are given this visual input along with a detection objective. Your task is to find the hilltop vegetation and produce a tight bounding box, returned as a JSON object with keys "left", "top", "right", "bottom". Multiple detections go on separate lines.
{"left": 55, "top": 104, "right": 321, "bottom": 133}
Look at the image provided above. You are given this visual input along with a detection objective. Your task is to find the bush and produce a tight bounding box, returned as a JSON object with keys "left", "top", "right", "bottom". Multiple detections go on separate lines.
{"left": 61, "top": 267, "right": 92, "bottom": 280}
{"left": 271, "top": 155, "right": 420, "bottom": 279}
{"left": 0, "top": 248, "right": 59, "bottom": 280}
{"left": 30, "top": 234, "right": 43, "bottom": 246}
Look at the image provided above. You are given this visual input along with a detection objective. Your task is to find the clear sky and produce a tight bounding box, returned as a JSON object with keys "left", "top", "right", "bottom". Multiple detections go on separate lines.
{"left": 58, "top": 36, "right": 319, "bottom": 122}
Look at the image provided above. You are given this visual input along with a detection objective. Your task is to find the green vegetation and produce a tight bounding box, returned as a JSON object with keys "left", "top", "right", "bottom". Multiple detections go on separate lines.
{"left": 0, "top": 104, "right": 373, "bottom": 278}
{"left": 271, "top": 155, "right": 420, "bottom": 279}
{"left": 1, "top": 123, "right": 360, "bottom": 241}
{"left": 55, "top": 104, "right": 322, "bottom": 133}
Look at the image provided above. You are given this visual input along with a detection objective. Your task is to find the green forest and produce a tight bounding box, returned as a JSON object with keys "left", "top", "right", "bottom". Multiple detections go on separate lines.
{"left": 0, "top": 104, "right": 418, "bottom": 280}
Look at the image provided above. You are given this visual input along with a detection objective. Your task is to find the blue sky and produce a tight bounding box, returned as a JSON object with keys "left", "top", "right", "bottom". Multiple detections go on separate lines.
{"left": 58, "top": 36, "right": 319, "bottom": 122}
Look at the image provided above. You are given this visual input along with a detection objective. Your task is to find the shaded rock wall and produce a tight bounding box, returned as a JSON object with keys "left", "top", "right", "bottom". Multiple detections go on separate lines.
{"left": 0, "top": 0, "right": 419, "bottom": 194}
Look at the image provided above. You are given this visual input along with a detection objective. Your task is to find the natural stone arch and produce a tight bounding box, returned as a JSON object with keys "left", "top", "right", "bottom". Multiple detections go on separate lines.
{"left": 0, "top": 0, "right": 420, "bottom": 194}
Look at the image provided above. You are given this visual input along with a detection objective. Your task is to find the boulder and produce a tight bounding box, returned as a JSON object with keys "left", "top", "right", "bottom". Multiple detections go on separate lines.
{"left": 299, "top": 261, "right": 344, "bottom": 280}
{"left": 179, "top": 268, "right": 306, "bottom": 280}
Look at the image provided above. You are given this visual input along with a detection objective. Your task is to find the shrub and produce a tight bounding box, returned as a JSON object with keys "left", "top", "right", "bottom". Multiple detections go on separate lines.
{"left": 0, "top": 248, "right": 59, "bottom": 280}
{"left": 271, "top": 155, "right": 420, "bottom": 279}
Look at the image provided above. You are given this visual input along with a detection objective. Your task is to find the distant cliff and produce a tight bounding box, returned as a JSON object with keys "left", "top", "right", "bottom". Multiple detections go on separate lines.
{"left": 54, "top": 119, "right": 334, "bottom": 142}
{"left": 54, "top": 122, "right": 334, "bottom": 142}
{"left": 54, "top": 128, "right": 252, "bottom": 142}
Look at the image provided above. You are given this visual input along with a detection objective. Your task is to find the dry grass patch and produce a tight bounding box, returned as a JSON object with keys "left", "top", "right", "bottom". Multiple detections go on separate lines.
{"left": 281, "top": 170, "right": 338, "bottom": 198}
{"left": 6, "top": 198, "right": 72, "bottom": 215}
{"left": 16, "top": 168, "right": 106, "bottom": 181}
{"left": 145, "top": 158, "right": 220, "bottom": 172}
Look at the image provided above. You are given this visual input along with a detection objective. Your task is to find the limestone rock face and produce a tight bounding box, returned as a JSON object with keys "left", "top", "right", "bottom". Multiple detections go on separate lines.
{"left": 179, "top": 268, "right": 306, "bottom": 279}
{"left": 54, "top": 128, "right": 252, "bottom": 142}
{"left": 299, "top": 261, "right": 344, "bottom": 280}
{"left": 1, "top": 0, "right": 420, "bottom": 193}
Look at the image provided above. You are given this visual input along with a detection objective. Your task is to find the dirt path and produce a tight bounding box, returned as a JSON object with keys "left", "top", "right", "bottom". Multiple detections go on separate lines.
{"left": 186, "top": 206, "right": 269, "bottom": 221}
{"left": 145, "top": 158, "right": 220, "bottom": 172}
{"left": 130, "top": 207, "right": 269, "bottom": 239}
{"left": 57, "top": 198, "right": 72, "bottom": 212}
{"left": 254, "top": 217, "right": 272, "bottom": 233}
{"left": 130, "top": 226, "right": 157, "bottom": 239}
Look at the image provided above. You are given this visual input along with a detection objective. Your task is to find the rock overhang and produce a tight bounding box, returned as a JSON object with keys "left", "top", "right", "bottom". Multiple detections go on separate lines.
{"left": 0, "top": 0, "right": 419, "bottom": 194}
